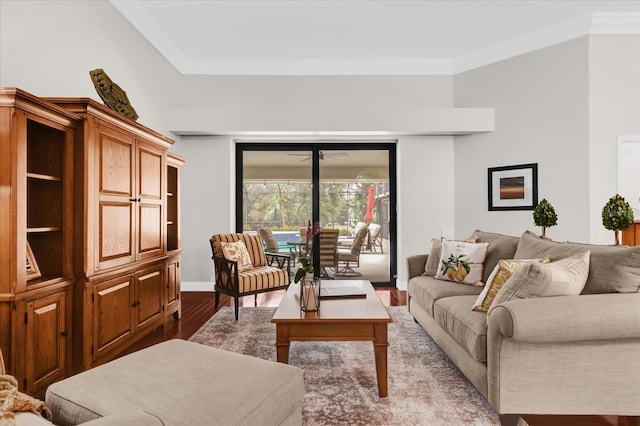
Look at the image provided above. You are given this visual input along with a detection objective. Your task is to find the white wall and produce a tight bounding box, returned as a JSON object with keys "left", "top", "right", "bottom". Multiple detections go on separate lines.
{"left": 1, "top": 0, "right": 464, "bottom": 292}
{"left": 453, "top": 38, "right": 591, "bottom": 242}
{"left": 168, "top": 136, "right": 234, "bottom": 291}
{"left": 4, "top": 1, "right": 636, "bottom": 292}
{"left": 453, "top": 35, "right": 640, "bottom": 244}
{"left": 588, "top": 35, "right": 640, "bottom": 243}
{"left": 0, "top": 0, "right": 181, "bottom": 135}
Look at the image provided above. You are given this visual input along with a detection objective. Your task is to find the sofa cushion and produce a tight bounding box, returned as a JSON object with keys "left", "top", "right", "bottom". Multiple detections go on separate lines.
{"left": 469, "top": 230, "right": 520, "bottom": 283}
{"left": 14, "top": 413, "right": 53, "bottom": 426}
{"left": 515, "top": 230, "right": 640, "bottom": 294}
{"left": 433, "top": 295, "right": 488, "bottom": 362}
{"left": 434, "top": 240, "right": 489, "bottom": 285}
{"left": 81, "top": 412, "right": 164, "bottom": 425}
{"left": 46, "top": 340, "right": 304, "bottom": 426}
{"left": 490, "top": 252, "right": 590, "bottom": 309}
{"left": 408, "top": 276, "right": 483, "bottom": 316}
{"left": 424, "top": 238, "right": 442, "bottom": 277}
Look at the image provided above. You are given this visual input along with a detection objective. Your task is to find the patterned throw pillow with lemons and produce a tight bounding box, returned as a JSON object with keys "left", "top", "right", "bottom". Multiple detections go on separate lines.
{"left": 221, "top": 241, "right": 254, "bottom": 272}
{"left": 472, "top": 257, "right": 551, "bottom": 312}
{"left": 434, "top": 240, "right": 489, "bottom": 286}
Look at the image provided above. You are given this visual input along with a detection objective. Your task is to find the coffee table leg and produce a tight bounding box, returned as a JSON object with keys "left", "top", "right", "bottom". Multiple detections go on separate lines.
{"left": 275, "top": 324, "right": 290, "bottom": 363}
{"left": 373, "top": 322, "right": 389, "bottom": 397}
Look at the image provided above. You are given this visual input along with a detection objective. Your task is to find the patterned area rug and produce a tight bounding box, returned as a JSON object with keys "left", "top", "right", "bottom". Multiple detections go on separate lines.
{"left": 189, "top": 306, "right": 500, "bottom": 425}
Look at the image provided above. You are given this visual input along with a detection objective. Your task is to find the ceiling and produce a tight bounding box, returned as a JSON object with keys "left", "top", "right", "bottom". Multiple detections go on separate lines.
{"left": 111, "top": 0, "right": 639, "bottom": 75}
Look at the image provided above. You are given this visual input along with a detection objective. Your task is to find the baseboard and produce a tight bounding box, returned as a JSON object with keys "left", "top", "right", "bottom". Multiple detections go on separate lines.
{"left": 182, "top": 281, "right": 215, "bottom": 292}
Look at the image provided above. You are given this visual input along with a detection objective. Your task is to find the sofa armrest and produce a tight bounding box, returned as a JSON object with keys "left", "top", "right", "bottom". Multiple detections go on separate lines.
{"left": 487, "top": 292, "right": 640, "bottom": 416}
{"left": 488, "top": 293, "right": 640, "bottom": 343}
{"left": 406, "top": 254, "right": 428, "bottom": 281}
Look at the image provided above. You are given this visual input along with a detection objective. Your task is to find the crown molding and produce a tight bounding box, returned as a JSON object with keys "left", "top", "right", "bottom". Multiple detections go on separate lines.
{"left": 453, "top": 12, "right": 640, "bottom": 74}
{"left": 178, "top": 58, "right": 454, "bottom": 76}
{"left": 591, "top": 11, "right": 640, "bottom": 33}
{"left": 111, "top": 2, "right": 640, "bottom": 76}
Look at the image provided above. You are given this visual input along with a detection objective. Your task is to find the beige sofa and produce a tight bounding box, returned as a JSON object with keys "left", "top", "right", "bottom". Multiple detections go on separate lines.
{"left": 407, "top": 230, "right": 640, "bottom": 424}
{"left": 12, "top": 340, "right": 304, "bottom": 425}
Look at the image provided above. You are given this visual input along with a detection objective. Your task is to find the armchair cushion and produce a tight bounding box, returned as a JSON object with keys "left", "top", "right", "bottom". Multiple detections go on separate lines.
{"left": 220, "top": 241, "right": 253, "bottom": 272}
{"left": 212, "top": 233, "right": 267, "bottom": 267}
{"left": 237, "top": 266, "right": 289, "bottom": 293}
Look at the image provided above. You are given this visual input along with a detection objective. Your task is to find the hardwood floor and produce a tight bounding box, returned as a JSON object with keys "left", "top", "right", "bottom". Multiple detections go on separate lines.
{"left": 125, "top": 289, "right": 636, "bottom": 426}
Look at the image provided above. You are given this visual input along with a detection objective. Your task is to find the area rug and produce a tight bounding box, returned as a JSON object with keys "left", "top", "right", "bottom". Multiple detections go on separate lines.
{"left": 189, "top": 306, "right": 500, "bottom": 425}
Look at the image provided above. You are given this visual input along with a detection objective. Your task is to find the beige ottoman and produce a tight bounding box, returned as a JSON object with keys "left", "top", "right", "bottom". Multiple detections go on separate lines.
{"left": 45, "top": 340, "right": 304, "bottom": 426}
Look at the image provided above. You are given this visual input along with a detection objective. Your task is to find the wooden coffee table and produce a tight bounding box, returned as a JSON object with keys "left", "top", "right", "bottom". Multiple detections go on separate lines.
{"left": 271, "top": 280, "right": 393, "bottom": 397}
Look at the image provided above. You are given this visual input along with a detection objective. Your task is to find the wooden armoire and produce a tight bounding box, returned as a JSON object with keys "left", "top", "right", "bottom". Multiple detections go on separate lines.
{"left": 0, "top": 88, "right": 184, "bottom": 395}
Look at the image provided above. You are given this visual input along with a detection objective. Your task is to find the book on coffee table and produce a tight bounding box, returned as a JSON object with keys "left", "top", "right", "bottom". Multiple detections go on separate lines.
{"left": 320, "top": 286, "right": 367, "bottom": 299}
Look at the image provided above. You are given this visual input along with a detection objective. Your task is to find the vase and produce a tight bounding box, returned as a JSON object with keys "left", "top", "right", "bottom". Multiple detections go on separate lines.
{"left": 300, "top": 273, "right": 320, "bottom": 312}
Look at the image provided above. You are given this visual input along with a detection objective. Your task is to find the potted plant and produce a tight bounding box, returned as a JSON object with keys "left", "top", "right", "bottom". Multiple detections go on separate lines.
{"left": 533, "top": 198, "right": 558, "bottom": 239}
{"left": 602, "top": 194, "right": 635, "bottom": 245}
{"left": 294, "top": 256, "right": 314, "bottom": 283}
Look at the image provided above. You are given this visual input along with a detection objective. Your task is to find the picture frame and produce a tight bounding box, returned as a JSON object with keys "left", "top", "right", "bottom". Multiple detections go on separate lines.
{"left": 26, "top": 241, "right": 41, "bottom": 280}
{"left": 488, "top": 163, "right": 538, "bottom": 211}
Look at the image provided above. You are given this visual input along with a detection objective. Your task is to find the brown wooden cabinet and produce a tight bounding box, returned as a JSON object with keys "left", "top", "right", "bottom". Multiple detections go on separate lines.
{"left": 622, "top": 222, "right": 640, "bottom": 246}
{"left": 1, "top": 88, "right": 183, "bottom": 389}
{"left": 0, "top": 88, "right": 76, "bottom": 396}
{"left": 166, "top": 153, "right": 185, "bottom": 320}
{"left": 46, "top": 97, "right": 181, "bottom": 370}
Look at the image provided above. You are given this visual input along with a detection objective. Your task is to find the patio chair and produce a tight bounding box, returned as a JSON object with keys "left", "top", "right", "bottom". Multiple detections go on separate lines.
{"left": 210, "top": 233, "right": 290, "bottom": 320}
{"left": 337, "top": 221, "right": 368, "bottom": 249}
{"left": 317, "top": 228, "right": 339, "bottom": 279}
{"left": 259, "top": 227, "right": 296, "bottom": 267}
{"left": 335, "top": 226, "right": 369, "bottom": 277}
{"left": 367, "top": 223, "right": 383, "bottom": 253}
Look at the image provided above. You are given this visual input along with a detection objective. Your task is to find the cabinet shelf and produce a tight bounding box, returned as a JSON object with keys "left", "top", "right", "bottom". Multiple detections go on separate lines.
{"left": 27, "top": 226, "right": 62, "bottom": 233}
{"left": 27, "top": 173, "right": 62, "bottom": 182}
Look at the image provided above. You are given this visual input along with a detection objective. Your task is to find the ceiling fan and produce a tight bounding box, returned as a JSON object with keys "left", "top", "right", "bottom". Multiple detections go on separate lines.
{"left": 286, "top": 151, "right": 349, "bottom": 161}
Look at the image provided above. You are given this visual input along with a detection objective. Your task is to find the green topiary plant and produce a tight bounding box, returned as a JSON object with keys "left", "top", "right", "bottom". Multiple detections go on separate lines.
{"left": 602, "top": 194, "right": 635, "bottom": 245}
{"left": 533, "top": 198, "right": 558, "bottom": 239}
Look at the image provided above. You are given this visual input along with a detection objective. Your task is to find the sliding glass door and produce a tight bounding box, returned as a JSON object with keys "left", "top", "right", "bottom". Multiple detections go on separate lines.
{"left": 237, "top": 143, "right": 396, "bottom": 286}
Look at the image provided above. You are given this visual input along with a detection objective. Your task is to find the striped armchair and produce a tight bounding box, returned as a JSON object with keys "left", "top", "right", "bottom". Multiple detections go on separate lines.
{"left": 210, "top": 233, "right": 290, "bottom": 320}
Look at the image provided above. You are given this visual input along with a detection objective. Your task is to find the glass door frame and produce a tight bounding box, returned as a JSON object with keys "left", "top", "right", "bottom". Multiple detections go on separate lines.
{"left": 236, "top": 142, "right": 397, "bottom": 287}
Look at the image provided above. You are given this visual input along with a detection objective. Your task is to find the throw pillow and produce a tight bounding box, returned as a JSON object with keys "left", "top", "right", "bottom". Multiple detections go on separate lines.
{"left": 468, "top": 230, "right": 520, "bottom": 283}
{"left": 221, "top": 241, "right": 254, "bottom": 272}
{"left": 423, "top": 239, "right": 442, "bottom": 277}
{"left": 423, "top": 236, "right": 478, "bottom": 277}
{"left": 471, "top": 257, "right": 550, "bottom": 312}
{"left": 434, "top": 239, "right": 489, "bottom": 286}
{"left": 515, "top": 230, "right": 640, "bottom": 294}
{"left": 489, "top": 251, "right": 591, "bottom": 311}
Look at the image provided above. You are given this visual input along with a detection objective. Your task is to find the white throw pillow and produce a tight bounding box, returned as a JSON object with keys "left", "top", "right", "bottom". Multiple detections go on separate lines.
{"left": 434, "top": 239, "right": 489, "bottom": 286}
{"left": 221, "top": 241, "right": 254, "bottom": 272}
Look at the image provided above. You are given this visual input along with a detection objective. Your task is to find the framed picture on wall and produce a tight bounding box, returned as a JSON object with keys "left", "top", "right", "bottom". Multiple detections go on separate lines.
{"left": 26, "top": 241, "right": 41, "bottom": 280}
{"left": 488, "top": 163, "right": 538, "bottom": 211}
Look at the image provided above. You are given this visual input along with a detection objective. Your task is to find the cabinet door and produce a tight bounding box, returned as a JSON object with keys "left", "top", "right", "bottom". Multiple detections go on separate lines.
{"left": 92, "top": 275, "right": 134, "bottom": 361}
{"left": 25, "top": 291, "right": 68, "bottom": 395}
{"left": 96, "top": 125, "right": 135, "bottom": 270}
{"left": 166, "top": 257, "right": 180, "bottom": 319}
{"left": 134, "top": 264, "right": 164, "bottom": 331}
{"left": 137, "top": 141, "right": 164, "bottom": 260}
